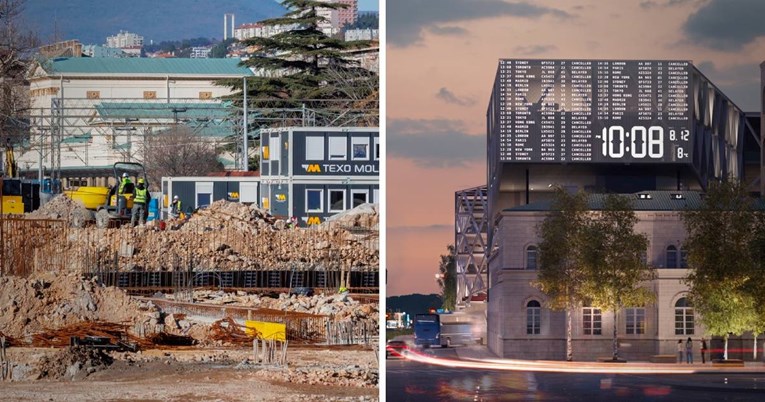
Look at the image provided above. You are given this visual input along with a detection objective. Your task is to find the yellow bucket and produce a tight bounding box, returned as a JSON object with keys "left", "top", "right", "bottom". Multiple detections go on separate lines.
{"left": 64, "top": 186, "right": 110, "bottom": 210}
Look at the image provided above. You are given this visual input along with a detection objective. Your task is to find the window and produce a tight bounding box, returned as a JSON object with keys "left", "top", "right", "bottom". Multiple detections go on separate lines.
{"left": 269, "top": 136, "right": 281, "bottom": 161}
{"left": 195, "top": 182, "right": 213, "bottom": 209}
{"left": 306, "top": 189, "right": 323, "bottom": 212}
{"left": 526, "top": 245, "right": 538, "bottom": 270}
{"left": 583, "top": 307, "right": 602, "bottom": 335}
{"left": 526, "top": 300, "right": 541, "bottom": 335}
{"left": 675, "top": 297, "right": 694, "bottom": 335}
{"left": 329, "top": 189, "right": 345, "bottom": 212}
{"left": 329, "top": 136, "right": 347, "bottom": 160}
{"left": 679, "top": 248, "right": 689, "bottom": 268}
{"left": 306, "top": 136, "right": 325, "bottom": 160}
{"left": 626, "top": 308, "right": 645, "bottom": 335}
{"left": 640, "top": 249, "right": 648, "bottom": 265}
{"left": 351, "top": 189, "right": 368, "bottom": 207}
{"left": 666, "top": 245, "right": 677, "bottom": 268}
{"left": 373, "top": 137, "right": 379, "bottom": 160}
{"left": 352, "top": 137, "right": 370, "bottom": 160}
{"left": 262, "top": 146, "right": 270, "bottom": 160}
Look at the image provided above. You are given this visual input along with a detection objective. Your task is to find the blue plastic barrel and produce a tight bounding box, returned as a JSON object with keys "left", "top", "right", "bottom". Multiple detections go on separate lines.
{"left": 147, "top": 198, "right": 159, "bottom": 221}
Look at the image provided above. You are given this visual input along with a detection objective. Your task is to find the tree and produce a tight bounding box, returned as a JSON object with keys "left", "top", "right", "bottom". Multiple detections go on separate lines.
{"left": 0, "top": 0, "right": 38, "bottom": 147}
{"left": 221, "top": 0, "right": 376, "bottom": 100}
{"left": 582, "top": 194, "right": 655, "bottom": 361}
{"left": 437, "top": 245, "right": 457, "bottom": 311}
{"left": 143, "top": 126, "right": 224, "bottom": 187}
{"left": 682, "top": 180, "right": 761, "bottom": 360}
{"left": 210, "top": 38, "right": 237, "bottom": 58}
{"left": 534, "top": 187, "right": 590, "bottom": 361}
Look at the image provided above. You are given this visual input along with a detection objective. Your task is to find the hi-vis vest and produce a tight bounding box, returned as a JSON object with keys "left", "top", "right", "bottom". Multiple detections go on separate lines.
{"left": 134, "top": 187, "right": 148, "bottom": 204}
{"left": 172, "top": 200, "right": 181, "bottom": 213}
{"left": 119, "top": 178, "right": 131, "bottom": 194}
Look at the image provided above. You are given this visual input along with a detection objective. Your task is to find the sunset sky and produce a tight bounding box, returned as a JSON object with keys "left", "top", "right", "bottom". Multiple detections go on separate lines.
{"left": 386, "top": 0, "right": 765, "bottom": 296}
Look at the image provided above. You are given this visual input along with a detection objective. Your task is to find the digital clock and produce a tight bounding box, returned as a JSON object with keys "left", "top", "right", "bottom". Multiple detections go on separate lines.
{"left": 600, "top": 126, "right": 689, "bottom": 160}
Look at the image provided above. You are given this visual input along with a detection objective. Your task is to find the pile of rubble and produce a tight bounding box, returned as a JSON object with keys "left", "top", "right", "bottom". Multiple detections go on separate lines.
{"left": 58, "top": 201, "right": 379, "bottom": 272}
{"left": 169, "top": 290, "right": 378, "bottom": 325}
{"left": 255, "top": 364, "right": 378, "bottom": 388}
{"left": 0, "top": 273, "right": 157, "bottom": 340}
{"left": 36, "top": 346, "right": 113, "bottom": 380}
{"left": 26, "top": 194, "right": 92, "bottom": 224}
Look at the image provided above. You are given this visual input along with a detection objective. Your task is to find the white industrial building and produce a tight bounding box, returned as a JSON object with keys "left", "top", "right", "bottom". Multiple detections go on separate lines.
{"left": 19, "top": 57, "right": 253, "bottom": 187}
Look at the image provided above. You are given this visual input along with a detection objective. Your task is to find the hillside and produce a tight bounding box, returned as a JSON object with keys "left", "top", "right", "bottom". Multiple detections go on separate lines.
{"left": 22, "top": 0, "right": 286, "bottom": 45}
{"left": 387, "top": 294, "right": 442, "bottom": 316}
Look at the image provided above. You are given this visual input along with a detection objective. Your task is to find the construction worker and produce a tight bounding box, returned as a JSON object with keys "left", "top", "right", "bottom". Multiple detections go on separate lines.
{"left": 118, "top": 173, "right": 133, "bottom": 194}
{"left": 169, "top": 195, "right": 182, "bottom": 219}
{"left": 130, "top": 178, "right": 150, "bottom": 226}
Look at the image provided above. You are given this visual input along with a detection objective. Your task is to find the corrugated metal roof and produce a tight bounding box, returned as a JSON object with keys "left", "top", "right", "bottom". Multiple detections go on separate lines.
{"left": 47, "top": 57, "right": 253, "bottom": 76}
{"left": 95, "top": 102, "right": 234, "bottom": 120}
{"left": 503, "top": 191, "right": 765, "bottom": 212}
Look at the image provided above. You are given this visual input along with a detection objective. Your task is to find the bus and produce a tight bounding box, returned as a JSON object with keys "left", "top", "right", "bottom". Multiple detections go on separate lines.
{"left": 413, "top": 313, "right": 440, "bottom": 348}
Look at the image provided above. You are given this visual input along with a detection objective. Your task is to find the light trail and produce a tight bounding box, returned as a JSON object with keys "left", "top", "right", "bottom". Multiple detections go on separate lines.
{"left": 399, "top": 349, "right": 708, "bottom": 375}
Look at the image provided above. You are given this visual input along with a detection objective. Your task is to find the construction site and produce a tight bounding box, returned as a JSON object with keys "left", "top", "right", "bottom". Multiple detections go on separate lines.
{"left": 0, "top": 195, "right": 380, "bottom": 401}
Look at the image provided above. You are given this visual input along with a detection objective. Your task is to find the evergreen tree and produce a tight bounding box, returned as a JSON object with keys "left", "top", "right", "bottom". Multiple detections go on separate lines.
{"left": 437, "top": 245, "right": 457, "bottom": 311}
{"left": 225, "top": 0, "right": 376, "bottom": 100}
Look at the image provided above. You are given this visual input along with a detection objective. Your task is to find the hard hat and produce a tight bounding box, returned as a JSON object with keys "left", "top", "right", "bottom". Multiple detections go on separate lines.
{"left": 122, "top": 173, "right": 129, "bottom": 178}
{"left": 137, "top": 178, "right": 145, "bottom": 184}
{"left": 173, "top": 195, "right": 179, "bottom": 200}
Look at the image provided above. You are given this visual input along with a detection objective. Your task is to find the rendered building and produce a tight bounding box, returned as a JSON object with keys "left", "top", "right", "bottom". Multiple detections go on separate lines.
{"left": 458, "top": 59, "right": 763, "bottom": 360}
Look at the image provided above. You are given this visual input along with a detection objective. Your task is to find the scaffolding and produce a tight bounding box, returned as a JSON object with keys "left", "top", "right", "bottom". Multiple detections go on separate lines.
{"left": 454, "top": 186, "right": 489, "bottom": 305}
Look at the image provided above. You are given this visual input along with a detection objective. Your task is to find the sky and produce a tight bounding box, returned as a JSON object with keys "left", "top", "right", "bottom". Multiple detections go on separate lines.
{"left": 386, "top": 0, "right": 765, "bottom": 296}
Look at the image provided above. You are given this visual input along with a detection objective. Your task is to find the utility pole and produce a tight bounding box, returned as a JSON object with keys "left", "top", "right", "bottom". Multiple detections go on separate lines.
{"left": 243, "top": 76, "right": 248, "bottom": 172}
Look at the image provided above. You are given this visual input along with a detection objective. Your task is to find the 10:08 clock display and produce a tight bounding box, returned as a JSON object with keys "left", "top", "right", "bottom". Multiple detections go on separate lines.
{"left": 599, "top": 126, "right": 690, "bottom": 160}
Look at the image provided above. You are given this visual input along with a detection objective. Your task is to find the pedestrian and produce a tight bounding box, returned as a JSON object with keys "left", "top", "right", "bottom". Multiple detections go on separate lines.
{"left": 677, "top": 339, "right": 683, "bottom": 363}
{"left": 169, "top": 195, "right": 182, "bottom": 219}
{"left": 130, "top": 178, "right": 150, "bottom": 226}
{"left": 700, "top": 337, "right": 708, "bottom": 364}
{"left": 686, "top": 337, "right": 693, "bottom": 364}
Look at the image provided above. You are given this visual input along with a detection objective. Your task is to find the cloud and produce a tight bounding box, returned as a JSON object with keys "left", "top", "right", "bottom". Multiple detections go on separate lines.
{"left": 436, "top": 87, "right": 476, "bottom": 106}
{"left": 513, "top": 44, "right": 557, "bottom": 55}
{"left": 639, "top": 1, "right": 658, "bottom": 9}
{"left": 388, "top": 0, "right": 572, "bottom": 47}
{"left": 682, "top": 0, "right": 765, "bottom": 50}
{"left": 387, "top": 119, "right": 485, "bottom": 168}
{"left": 427, "top": 25, "right": 468, "bottom": 37}
{"left": 694, "top": 61, "right": 760, "bottom": 110}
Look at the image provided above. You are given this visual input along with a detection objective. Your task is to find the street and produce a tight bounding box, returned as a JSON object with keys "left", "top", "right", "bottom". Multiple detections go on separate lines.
{"left": 387, "top": 347, "right": 765, "bottom": 401}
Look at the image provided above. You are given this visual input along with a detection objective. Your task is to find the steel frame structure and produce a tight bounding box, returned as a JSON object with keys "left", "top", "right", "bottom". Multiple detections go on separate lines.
{"left": 454, "top": 185, "right": 489, "bottom": 304}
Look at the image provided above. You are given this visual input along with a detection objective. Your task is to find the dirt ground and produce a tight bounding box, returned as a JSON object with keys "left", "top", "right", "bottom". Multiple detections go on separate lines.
{"left": 1, "top": 346, "right": 378, "bottom": 401}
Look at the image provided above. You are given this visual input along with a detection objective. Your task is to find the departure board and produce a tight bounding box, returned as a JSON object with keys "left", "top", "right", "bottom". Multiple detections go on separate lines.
{"left": 496, "top": 60, "right": 693, "bottom": 163}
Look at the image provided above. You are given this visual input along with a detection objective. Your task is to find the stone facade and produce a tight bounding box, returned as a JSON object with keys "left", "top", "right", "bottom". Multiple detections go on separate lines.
{"left": 487, "top": 209, "right": 720, "bottom": 361}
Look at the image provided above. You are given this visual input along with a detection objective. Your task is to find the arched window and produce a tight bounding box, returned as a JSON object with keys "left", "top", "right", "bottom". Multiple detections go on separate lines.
{"left": 526, "top": 300, "right": 541, "bottom": 335}
{"left": 526, "top": 246, "right": 538, "bottom": 270}
{"left": 679, "top": 248, "right": 689, "bottom": 268}
{"left": 675, "top": 297, "right": 694, "bottom": 335}
{"left": 666, "top": 245, "right": 678, "bottom": 268}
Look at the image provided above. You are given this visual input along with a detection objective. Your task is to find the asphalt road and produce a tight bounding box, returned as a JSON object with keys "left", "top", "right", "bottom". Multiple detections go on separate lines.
{"left": 386, "top": 347, "right": 765, "bottom": 401}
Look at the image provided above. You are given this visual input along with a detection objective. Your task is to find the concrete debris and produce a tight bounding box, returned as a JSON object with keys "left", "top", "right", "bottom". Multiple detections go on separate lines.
{"left": 0, "top": 273, "right": 158, "bottom": 340}
{"left": 36, "top": 346, "right": 113, "bottom": 380}
{"left": 26, "top": 194, "right": 92, "bottom": 224}
{"left": 255, "top": 364, "right": 378, "bottom": 388}
{"left": 56, "top": 200, "right": 379, "bottom": 271}
{"left": 170, "top": 290, "right": 378, "bottom": 324}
